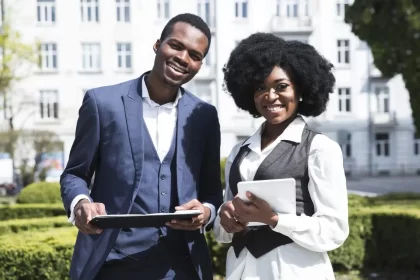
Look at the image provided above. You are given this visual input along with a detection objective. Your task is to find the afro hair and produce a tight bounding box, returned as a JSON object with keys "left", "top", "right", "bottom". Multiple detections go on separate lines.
{"left": 223, "top": 33, "right": 335, "bottom": 117}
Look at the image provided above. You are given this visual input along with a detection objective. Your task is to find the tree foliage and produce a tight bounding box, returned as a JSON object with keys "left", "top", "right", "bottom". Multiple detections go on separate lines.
{"left": 0, "top": 18, "right": 37, "bottom": 133}
{"left": 345, "top": 0, "right": 420, "bottom": 135}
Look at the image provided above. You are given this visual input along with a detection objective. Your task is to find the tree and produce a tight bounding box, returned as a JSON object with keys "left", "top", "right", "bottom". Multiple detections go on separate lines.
{"left": 0, "top": 10, "right": 38, "bottom": 160}
{"left": 345, "top": 0, "right": 420, "bottom": 135}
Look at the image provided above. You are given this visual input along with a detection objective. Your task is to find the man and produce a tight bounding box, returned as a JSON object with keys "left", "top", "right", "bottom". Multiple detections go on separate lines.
{"left": 60, "top": 13, "right": 223, "bottom": 280}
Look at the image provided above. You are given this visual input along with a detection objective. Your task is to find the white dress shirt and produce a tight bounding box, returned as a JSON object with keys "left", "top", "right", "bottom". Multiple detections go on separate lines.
{"left": 69, "top": 77, "right": 215, "bottom": 227}
{"left": 213, "top": 116, "right": 349, "bottom": 280}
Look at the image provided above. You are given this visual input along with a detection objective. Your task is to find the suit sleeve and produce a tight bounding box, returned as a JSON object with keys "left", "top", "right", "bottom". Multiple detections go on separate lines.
{"left": 199, "top": 105, "right": 223, "bottom": 231}
{"left": 60, "top": 90, "right": 100, "bottom": 217}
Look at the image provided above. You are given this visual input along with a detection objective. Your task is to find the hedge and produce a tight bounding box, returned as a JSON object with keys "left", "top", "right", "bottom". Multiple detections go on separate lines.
{"left": 1, "top": 207, "right": 419, "bottom": 278}
{"left": 207, "top": 207, "right": 420, "bottom": 276}
{"left": 0, "top": 204, "right": 65, "bottom": 221}
{"left": 0, "top": 227, "right": 76, "bottom": 280}
{"left": 16, "top": 182, "right": 62, "bottom": 204}
{"left": 0, "top": 216, "right": 70, "bottom": 235}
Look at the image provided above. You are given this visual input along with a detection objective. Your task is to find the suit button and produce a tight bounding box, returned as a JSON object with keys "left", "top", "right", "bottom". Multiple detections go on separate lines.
{"left": 160, "top": 175, "right": 165, "bottom": 180}
{"left": 161, "top": 191, "right": 166, "bottom": 196}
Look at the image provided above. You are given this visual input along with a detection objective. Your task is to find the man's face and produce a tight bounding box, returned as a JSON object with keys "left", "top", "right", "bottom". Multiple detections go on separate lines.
{"left": 153, "top": 22, "right": 209, "bottom": 88}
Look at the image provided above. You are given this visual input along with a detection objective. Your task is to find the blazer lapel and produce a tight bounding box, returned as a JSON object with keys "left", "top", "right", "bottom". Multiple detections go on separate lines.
{"left": 176, "top": 89, "right": 192, "bottom": 204}
{"left": 122, "top": 75, "right": 145, "bottom": 204}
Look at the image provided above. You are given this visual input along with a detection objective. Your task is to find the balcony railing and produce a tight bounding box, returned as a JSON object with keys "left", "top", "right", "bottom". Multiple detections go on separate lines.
{"left": 371, "top": 111, "right": 397, "bottom": 127}
{"left": 271, "top": 16, "right": 313, "bottom": 34}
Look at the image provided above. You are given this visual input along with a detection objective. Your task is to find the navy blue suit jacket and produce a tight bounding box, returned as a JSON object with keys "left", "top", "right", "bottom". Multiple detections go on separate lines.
{"left": 60, "top": 73, "right": 223, "bottom": 280}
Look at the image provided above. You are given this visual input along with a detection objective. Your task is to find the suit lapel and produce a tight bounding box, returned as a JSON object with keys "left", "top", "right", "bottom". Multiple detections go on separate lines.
{"left": 176, "top": 89, "right": 192, "bottom": 204}
{"left": 122, "top": 74, "right": 145, "bottom": 203}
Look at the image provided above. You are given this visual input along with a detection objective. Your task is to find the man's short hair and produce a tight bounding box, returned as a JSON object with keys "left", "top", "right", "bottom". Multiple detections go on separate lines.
{"left": 160, "top": 13, "right": 211, "bottom": 56}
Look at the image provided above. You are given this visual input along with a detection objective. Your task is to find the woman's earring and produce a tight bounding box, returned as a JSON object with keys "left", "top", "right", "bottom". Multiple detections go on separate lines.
{"left": 299, "top": 97, "right": 303, "bottom": 102}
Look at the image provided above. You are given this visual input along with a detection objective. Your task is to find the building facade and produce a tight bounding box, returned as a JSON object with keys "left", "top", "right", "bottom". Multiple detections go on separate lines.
{"left": 1, "top": 0, "right": 419, "bottom": 177}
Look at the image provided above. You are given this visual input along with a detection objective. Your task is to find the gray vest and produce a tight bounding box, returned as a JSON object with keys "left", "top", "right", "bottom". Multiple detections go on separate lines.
{"left": 229, "top": 125, "right": 318, "bottom": 258}
{"left": 107, "top": 120, "right": 185, "bottom": 261}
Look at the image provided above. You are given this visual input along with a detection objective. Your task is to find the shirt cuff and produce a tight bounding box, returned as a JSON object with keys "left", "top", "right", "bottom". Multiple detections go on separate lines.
{"left": 202, "top": 203, "right": 216, "bottom": 232}
{"left": 68, "top": 194, "right": 92, "bottom": 225}
{"left": 270, "top": 213, "right": 299, "bottom": 236}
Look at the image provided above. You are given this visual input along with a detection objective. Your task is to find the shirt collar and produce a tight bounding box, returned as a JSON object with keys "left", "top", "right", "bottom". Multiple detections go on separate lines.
{"left": 242, "top": 115, "right": 306, "bottom": 153}
{"left": 141, "top": 75, "right": 182, "bottom": 108}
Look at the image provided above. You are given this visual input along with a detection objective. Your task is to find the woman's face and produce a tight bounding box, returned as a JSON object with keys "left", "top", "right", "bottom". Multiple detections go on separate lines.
{"left": 253, "top": 66, "right": 299, "bottom": 125}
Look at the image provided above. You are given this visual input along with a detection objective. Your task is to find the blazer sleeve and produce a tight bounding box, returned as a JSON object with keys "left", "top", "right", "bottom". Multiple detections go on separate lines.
{"left": 199, "top": 105, "right": 224, "bottom": 230}
{"left": 60, "top": 90, "right": 100, "bottom": 217}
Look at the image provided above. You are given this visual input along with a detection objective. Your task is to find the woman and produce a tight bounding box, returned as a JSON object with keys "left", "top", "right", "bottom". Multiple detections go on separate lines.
{"left": 213, "top": 33, "right": 349, "bottom": 280}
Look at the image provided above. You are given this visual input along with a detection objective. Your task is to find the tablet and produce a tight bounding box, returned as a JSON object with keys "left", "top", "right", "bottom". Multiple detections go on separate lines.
{"left": 237, "top": 178, "right": 296, "bottom": 226}
{"left": 89, "top": 210, "right": 202, "bottom": 229}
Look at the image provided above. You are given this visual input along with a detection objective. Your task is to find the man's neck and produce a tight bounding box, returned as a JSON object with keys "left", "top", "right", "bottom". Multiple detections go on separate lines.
{"left": 145, "top": 72, "right": 179, "bottom": 105}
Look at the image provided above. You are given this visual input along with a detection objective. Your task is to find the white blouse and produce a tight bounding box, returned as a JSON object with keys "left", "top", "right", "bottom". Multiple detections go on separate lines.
{"left": 213, "top": 116, "right": 349, "bottom": 280}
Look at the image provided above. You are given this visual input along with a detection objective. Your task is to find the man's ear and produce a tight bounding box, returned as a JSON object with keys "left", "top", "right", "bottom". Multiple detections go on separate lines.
{"left": 153, "top": 40, "right": 161, "bottom": 53}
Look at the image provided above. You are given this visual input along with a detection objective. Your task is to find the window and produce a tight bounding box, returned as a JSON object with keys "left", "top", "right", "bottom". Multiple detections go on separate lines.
{"left": 116, "top": 0, "right": 130, "bottom": 22}
{"left": 276, "top": 0, "right": 281, "bottom": 16}
{"left": 39, "top": 90, "right": 58, "bottom": 120}
{"left": 81, "top": 0, "right": 99, "bottom": 22}
{"left": 117, "top": 43, "right": 132, "bottom": 70}
{"left": 194, "top": 81, "right": 213, "bottom": 104}
{"left": 39, "top": 43, "right": 57, "bottom": 70}
{"left": 341, "top": 133, "right": 352, "bottom": 158}
{"left": 235, "top": 0, "right": 248, "bottom": 18}
{"left": 37, "top": 0, "right": 56, "bottom": 23}
{"left": 157, "top": 0, "right": 170, "bottom": 19}
{"left": 338, "top": 88, "right": 351, "bottom": 112}
{"left": 81, "top": 43, "right": 101, "bottom": 71}
{"left": 286, "top": 0, "right": 298, "bottom": 17}
{"left": 375, "top": 133, "right": 390, "bottom": 157}
{"left": 414, "top": 133, "right": 419, "bottom": 156}
{"left": 375, "top": 86, "right": 389, "bottom": 113}
{"left": 337, "top": 40, "right": 350, "bottom": 64}
{"left": 197, "top": 0, "right": 211, "bottom": 26}
{"left": 336, "top": 0, "right": 350, "bottom": 18}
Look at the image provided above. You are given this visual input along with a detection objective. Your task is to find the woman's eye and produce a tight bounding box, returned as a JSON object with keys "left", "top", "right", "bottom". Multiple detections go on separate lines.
{"left": 257, "top": 85, "right": 266, "bottom": 91}
{"left": 276, "top": 84, "right": 289, "bottom": 91}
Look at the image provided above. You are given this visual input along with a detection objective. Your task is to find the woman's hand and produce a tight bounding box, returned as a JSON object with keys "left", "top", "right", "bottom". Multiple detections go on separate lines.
{"left": 232, "top": 192, "right": 279, "bottom": 227}
{"left": 219, "top": 201, "right": 248, "bottom": 233}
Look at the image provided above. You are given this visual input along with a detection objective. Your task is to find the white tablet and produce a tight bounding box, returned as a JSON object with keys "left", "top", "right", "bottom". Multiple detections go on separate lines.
{"left": 237, "top": 178, "right": 296, "bottom": 226}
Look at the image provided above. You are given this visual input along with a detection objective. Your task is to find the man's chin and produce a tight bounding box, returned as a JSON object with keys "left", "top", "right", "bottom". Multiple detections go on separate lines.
{"left": 163, "top": 76, "right": 183, "bottom": 88}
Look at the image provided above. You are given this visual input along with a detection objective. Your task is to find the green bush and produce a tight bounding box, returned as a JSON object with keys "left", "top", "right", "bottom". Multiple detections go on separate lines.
{"left": 220, "top": 158, "right": 227, "bottom": 190}
{"left": 0, "top": 227, "right": 76, "bottom": 280}
{"left": 208, "top": 207, "right": 420, "bottom": 277}
{"left": 17, "top": 182, "right": 61, "bottom": 204}
{"left": 0, "top": 216, "right": 70, "bottom": 235}
{"left": 0, "top": 204, "right": 65, "bottom": 221}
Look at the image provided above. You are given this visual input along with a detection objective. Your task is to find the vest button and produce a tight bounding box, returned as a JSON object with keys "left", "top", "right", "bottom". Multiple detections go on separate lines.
{"left": 161, "top": 208, "right": 166, "bottom": 212}
{"left": 161, "top": 191, "right": 166, "bottom": 196}
{"left": 160, "top": 175, "right": 165, "bottom": 180}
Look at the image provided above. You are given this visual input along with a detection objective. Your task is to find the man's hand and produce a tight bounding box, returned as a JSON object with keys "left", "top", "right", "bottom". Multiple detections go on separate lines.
{"left": 166, "top": 199, "right": 209, "bottom": 231}
{"left": 232, "top": 192, "right": 278, "bottom": 227}
{"left": 74, "top": 199, "right": 106, "bottom": 235}
{"left": 219, "top": 200, "right": 247, "bottom": 233}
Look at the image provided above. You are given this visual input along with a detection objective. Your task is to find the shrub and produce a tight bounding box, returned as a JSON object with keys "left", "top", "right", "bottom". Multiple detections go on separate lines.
{"left": 0, "top": 227, "right": 76, "bottom": 280}
{"left": 0, "top": 204, "right": 65, "bottom": 221}
{"left": 0, "top": 216, "right": 70, "bottom": 235}
{"left": 209, "top": 207, "right": 420, "bottom": 277}
{"left": 17, "top": 182, "right": 61, "bottom": 204}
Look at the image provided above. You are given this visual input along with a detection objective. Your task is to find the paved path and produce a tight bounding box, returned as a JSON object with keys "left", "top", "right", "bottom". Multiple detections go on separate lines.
{"left": 347, "top": 176, "right": 420, "bottom": 196}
